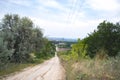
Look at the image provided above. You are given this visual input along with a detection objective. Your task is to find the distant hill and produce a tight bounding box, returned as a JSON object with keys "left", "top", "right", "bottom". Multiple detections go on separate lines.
{"left": 47, "top": 37, "right": 77, "bottom": 42}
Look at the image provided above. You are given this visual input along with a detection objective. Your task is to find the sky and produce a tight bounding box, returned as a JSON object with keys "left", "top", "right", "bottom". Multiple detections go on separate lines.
{"left": 0, "top": 0, "right": 120, "bottom": 39}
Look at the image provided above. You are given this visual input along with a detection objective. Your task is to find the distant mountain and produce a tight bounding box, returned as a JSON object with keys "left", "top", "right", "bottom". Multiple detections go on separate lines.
{"left": 47, "top": 37, "right": 77, "bottom": 42}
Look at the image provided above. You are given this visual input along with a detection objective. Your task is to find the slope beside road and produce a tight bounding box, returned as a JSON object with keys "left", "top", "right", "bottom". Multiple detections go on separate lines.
{"left": 2, "top": 55, "right": 65, "bottom": 80}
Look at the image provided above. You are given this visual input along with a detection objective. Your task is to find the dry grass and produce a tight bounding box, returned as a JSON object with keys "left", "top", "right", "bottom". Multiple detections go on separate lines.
{"left": 59, "top": 54, "right": 120, "bottom": 80}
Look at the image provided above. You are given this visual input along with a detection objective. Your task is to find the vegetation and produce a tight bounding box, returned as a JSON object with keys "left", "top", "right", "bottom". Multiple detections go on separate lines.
{"left": 0, "top": 63, "right": 35, "bottom": 77}
{"left": 1, "top": 13, "right": 120, "bottom": 79}
{"left": 0, "top": 14, "right": 55, "bottom": 76}
{"left": 59, "top": 51, "right": 120, "bottom": 80}
{"left": 58, "top": 21, "right": 120, "bottom": 80}
{"left": 71, "top": 21, "right": 120, "bottom": 58}
{"left": 85, "top": 21, "right": 120, "bottom": 58}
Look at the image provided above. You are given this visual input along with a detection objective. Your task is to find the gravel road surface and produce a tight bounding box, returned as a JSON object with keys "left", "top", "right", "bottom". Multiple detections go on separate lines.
{"left": 2, "top": 55, "right": 65, "bottom": 80}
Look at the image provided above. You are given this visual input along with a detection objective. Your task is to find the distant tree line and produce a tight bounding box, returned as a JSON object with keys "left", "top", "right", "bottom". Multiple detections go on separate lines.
{"left": 0, "top": 14, "right": 55, "bottom": 65}
{"left": 51, "top": 40, "right": 76, "bottom": 48}
{"left": 72, "top": 21, "right": 120, "bottom": 58}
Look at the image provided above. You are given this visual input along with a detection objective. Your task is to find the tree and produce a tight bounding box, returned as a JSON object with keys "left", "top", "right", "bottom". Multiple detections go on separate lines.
{"left": 85, "top": 21, "right": 120, "bottom": 58}
{"left": 97, "top": 21, "right": 120, "bottom": 56}
{"left": 72, "top": 21, "right": 120, "bottom": 58}
{"left": 0, "top": 14, "right": 45, "bottom": 63}
{"left": 0, "top": 14, "right": 56, "bottom": 64}
{"left": 71, "top": 39, "right": 87, "bottom": 58}
{"left": 35, "top": 38, "right": 55, "bottom": 58}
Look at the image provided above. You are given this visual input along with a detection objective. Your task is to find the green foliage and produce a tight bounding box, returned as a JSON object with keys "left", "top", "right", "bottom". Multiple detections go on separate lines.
{"left": 85, "top": 21, "right": 120, "bottom": 58}
{"left": 71, "top": 21, "right": 120, "bottom": 58}
{"left": 35, "top": 38, "right": 55, "bottom": 59}
{"left": 59, "top": 21, "right": 120, "bottom": 80}
{"left": 0, "top": 14, "right": 55, "bottom": 71}
{"left": 71, "top": 39, "right": 87, "bottom": 58}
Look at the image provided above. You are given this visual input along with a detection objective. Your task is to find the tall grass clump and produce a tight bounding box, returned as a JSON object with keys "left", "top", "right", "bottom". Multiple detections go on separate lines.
{"left": 59, "top": 51, "right": 120, "bottom": 80}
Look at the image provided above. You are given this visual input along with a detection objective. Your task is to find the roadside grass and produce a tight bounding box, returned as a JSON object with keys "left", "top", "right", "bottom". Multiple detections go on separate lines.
{"left": 58, "top": 51, "right": 120, "bottom": 80}
{"left": 0, "top": 56, "right": 52, "bottom": 77}
{"left": 72, "top": 57, "right": 120, "bottom": 80}
{"left": 0, "top": 63, "right": 35, "bottom": 77}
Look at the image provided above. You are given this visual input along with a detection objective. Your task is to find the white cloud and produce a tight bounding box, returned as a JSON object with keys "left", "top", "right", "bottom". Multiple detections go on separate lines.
{"left": 30, "top": 0, "right": 120, "bottom": 38}
{"left": 86, "top": 0, "right": 120, "bottom": 11}
{"left": 37, "top": 0, "right": 65, "bottom": 12}
{"left": 0, "top": 0, "right": 120, "bottom": 38}
{"left": 7, "top": 0, "right": 32, "bottom": 7}
{"left": 31, "top": 16, "right": 103, "bottom": 38}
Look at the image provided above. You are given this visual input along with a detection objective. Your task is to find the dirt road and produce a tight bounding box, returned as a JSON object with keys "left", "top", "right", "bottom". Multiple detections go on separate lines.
{"left": 2, "top": 55, "right": 65, "bottom": 80}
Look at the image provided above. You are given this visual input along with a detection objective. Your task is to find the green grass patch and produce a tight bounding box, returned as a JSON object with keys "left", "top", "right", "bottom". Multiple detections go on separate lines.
{"left": 0, "top": 56, "right": 53, "bottom": 77}
{"left": 0, "top": 63, "right": 34, "bottom": 77}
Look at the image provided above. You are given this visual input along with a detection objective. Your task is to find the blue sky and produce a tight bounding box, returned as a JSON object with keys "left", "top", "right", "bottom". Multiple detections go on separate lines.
{"left": 0, "top": 0, "right": 120, "bottom": 39}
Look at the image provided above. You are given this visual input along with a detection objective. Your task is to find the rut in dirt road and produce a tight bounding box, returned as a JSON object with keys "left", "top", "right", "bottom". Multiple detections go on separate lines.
{"left": 2, "top": 56, "right": 65, "bottom": 80}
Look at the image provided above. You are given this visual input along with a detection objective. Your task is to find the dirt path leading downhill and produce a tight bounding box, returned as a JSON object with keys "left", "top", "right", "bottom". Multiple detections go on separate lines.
{"left": 2, "top": 55, "right": 65, "bottom": 80}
